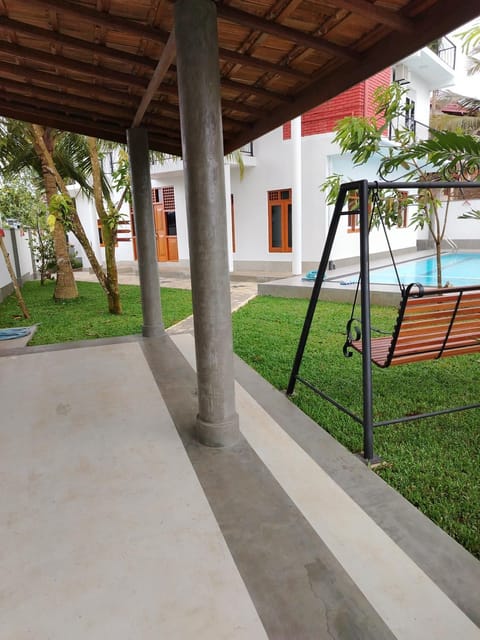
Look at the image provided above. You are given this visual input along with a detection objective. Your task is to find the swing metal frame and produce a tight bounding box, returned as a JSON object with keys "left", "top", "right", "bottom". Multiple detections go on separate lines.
{"left": 287, "top": 179, "right": 480, "bottom": 463}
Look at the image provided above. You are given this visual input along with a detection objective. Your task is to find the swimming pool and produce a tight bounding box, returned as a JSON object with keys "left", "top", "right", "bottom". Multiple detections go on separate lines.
{"left": 368, "top": 252, "right": 480, "bottom": 287}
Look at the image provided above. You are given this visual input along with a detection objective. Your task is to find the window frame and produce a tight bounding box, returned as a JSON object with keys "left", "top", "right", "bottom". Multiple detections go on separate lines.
{"left": 268, "top": 188, "right": 292, "bottom": 253}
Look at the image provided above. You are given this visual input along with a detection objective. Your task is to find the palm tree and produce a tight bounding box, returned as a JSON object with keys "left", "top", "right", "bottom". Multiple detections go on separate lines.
{"left": 0, "top": 118, "right": 124, "bottom": 313}
{"left": 0, "top": 119, "right": 80, "bottom": 301}
{"left": 31, "top": 125, "right": 123, "bottom": 313}
{"left": 457, "top": 22, "right": 480, "bottom": 114}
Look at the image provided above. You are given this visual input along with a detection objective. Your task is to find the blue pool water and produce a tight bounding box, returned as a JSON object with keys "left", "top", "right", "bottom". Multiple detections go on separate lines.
{"left": 368, "top": 252, "right": 480, "bottom": 287}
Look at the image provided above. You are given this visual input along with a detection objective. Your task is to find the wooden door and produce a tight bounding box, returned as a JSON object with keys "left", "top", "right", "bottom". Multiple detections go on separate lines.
{"left": 153, "top": 203, "right": 168, "bottom": 261}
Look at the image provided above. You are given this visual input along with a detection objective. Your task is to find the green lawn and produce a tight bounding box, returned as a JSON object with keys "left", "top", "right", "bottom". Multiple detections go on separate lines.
{"left": 0, "top": 279, "right": 192, "bottom": 345}
{"left": 232, "top": 296, "right": 480, "bottom": 560}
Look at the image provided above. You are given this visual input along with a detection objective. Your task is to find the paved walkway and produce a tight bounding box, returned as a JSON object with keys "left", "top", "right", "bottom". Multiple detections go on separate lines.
{"left": 74, "top": 269, "right": 258, "bottom": 335}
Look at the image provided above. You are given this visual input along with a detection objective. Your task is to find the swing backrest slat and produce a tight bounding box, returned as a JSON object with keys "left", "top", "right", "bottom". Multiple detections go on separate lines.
{"left": 349, "top": 284, "right": 480, "bottom": 367}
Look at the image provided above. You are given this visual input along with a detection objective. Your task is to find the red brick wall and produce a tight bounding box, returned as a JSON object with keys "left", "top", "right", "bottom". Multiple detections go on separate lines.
{"left": 283, "top": 68, "right": 392, "bottom": 139}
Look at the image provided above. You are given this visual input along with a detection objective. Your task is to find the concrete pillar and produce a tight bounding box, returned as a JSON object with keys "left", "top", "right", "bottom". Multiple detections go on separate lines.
{"left": 292, "top": 116, "right": 303, "bottom": 275}
{"left": 175, "top": 0, "right": 240, "bottom": 447}
{"left": 126, "top": 127, "right": 164, "bottom": 337}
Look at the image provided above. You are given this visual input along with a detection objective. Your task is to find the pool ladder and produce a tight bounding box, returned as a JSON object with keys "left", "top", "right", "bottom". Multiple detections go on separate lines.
{"left": 445, "top": 237, "right": 458, "bottom": 252}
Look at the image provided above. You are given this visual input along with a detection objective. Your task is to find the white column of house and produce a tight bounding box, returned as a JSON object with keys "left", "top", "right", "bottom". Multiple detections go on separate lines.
{"left": 292, "top": 116, "right": 303, "bottom": 275}
{"left": 224, "top": 163, "right": 234, "bottom": 273}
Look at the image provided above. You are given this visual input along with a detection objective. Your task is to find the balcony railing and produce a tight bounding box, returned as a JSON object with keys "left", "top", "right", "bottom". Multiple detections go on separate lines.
{"left": 429, "top": 36, "right": 456, "bottom": 70}
{"left": 240, "top": 142, "right": 254, "bottom": 156}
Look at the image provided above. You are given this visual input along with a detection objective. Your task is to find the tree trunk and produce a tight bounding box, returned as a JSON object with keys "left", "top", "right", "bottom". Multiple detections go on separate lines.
{"left": 87, "top": 137, "right": 122, "bottom": 314}
{"left": 435, "top": 240, "right": 443, "bottom": 287}
{"left": 32, "top": 125, "right": 111, "bottom": 296}
{"left": 52, "top": 218, "right": 78, "bottom": 301}
{"left": 425, "top": 189, "right": 443, "bottom": 288}
{"left": 102, "top": 223, "right": 122, "bottom": 314}
{"left": 0, "top": 235, "right": 30, "bottom": 318}
{"left": 69, "top": 210, "right": 110, "bottom": 294}
{"left": 31, "top": 126, "right": 78, "bottom": 301}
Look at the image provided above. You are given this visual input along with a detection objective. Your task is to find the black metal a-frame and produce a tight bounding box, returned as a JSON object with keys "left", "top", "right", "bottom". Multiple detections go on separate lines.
{"left": 287, "top": 179, "right": 480, "bottom": 463}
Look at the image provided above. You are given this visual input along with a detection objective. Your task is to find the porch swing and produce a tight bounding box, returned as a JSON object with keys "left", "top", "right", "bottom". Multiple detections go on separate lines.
{"left": 286, "top": 180, "right": 480, "bottom": 463}
{"left": 342, "top": 188, "right": 480, "bottom": 368}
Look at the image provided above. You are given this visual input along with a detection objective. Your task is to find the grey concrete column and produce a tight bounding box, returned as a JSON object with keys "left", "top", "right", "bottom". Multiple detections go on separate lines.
{"left": 175, "top": 0, "right": 240, "bottom": 447}
{"left": 127, "top": 127, "right": 164, "bottom": 337}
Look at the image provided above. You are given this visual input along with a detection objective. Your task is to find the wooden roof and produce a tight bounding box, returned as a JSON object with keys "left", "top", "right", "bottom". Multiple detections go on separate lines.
{"left": 0, "top": 0, "right": 477, "bottom": 155}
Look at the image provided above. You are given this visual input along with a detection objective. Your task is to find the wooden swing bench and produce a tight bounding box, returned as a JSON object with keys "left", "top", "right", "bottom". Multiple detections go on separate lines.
{"left": 345, "top": 282, "right": 480, "bottom": 368}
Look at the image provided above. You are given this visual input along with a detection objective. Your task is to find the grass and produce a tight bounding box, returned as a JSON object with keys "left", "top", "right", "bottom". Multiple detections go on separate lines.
{"left": 231, "top": 295, "right": 480, "bottom": 560}
{"left": 0, "top": 279, "right": 192, "bottom": 345}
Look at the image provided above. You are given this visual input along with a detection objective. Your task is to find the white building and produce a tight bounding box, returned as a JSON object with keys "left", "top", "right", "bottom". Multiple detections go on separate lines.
{"left": 70, "top": 37, "right": 480, "bottom": 276}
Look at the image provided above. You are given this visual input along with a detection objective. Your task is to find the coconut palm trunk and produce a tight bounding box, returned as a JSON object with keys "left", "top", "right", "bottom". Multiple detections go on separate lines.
{"left": 32, "top": 127, "right": 78, "bottom": 301}
{"left": 0, "top": 234, "right": 30, "bottom": 318}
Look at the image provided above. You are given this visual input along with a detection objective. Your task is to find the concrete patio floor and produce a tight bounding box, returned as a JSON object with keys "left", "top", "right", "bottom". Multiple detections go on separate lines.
{"left": 1, "top": 327, "right": 480, "bottom": 639}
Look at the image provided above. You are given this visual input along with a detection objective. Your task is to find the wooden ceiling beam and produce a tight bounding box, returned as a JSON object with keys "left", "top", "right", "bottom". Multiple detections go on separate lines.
{"left": 132, "top": 28, "right": 176, "bottom": 127}
{"left": 0, "top": 40, "right": 149, "bottom": 89}
{"left": 215, "top": 3, "right": 358, "bottom": 61}
{"left": 0, "top": 59, "right": 139, "bottom": 106}
{"left": 26, "top": 0, "right": 170, "bottom": 43}
{"left": 0, "top": 14, "right": 308, "bottom": 88}
{"left": 333, "top": 0, "right": 415, "bottom": 32}
{"left": 0, "top": 41, "right": 289, "bottom": 113}
{"left": 3, "top": 93, "right": 132, "bottom": 129}
{"left": 0, "top": 94, "right": 182, "bottom": 149}
{"left": 0, "top": 94, "right": 183, "bottom": 154}
{"left": 224, "top": 0, "right": 480, "bottom": 154}
{"left": 221, "top": 76, "right": 292, "bottom": 103}
{"left": 0, "top": 99, "right": 128, "bottom": 140}
{"left": 0, "top": 76, "right": 134, "bottom": 119}
{"left": 0, "top": 15, "right": 158, "bottom": 71}
{"left": 221, "top": 97, "right": 269, "bottom": 117}
{"left": 218, "top": 46, "right": 309, "bottom": 81}
{"left": 0, "top": 63, "right": 183, "bottom": 127}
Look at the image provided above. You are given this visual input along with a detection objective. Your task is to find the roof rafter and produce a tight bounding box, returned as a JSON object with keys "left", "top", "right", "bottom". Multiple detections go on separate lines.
{"left": 0, "top": 40, "right": 149, "bottom": 89}
{"left": 216, "top": 3, "right": 359, "bottom": 61}
{"left": 333, "top": 0, "right": 415, "bottom": 32}
{"left": 0, "top": 15, "right": 158, "bottom": 70}
{"left": 132, "top": 28, "right": 176, "bottom": 127}
{"left": 27, "top": 0, "right": 170, "bottom": 43}
{"left": 224, "top": 0, "right": 479, "bottom": 153}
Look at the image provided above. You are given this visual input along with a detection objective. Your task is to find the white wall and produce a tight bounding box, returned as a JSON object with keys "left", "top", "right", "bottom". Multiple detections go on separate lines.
{"left": 231, "top": 127, "right": 294, "bottom": 267}
{"left": 416, "top": 196, "right": 480, "bottom": 247}
{"left": 0, "top": 228, "right": 33, "bottom": 298}
{"left": 69, "top": 190, "right": 136, "bottom": 269}
{"left": 444, "top": 198, "right": 480, "bottom": 242}
{"left": 327, "top": 150, "right": 418, "bottom": 262}
{"left": 406, "top": 71, "right": 431, "bottom": 136}
{"left": 69, "top": 50, "right": 473, "bottom": 274}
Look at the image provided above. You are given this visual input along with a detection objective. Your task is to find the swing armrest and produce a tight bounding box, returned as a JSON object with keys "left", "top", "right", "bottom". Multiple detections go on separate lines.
{"left": 343, "top": 317, "right": 392, "bottom": 358}
{"left": 343, "top": 318, "right": 361, "bottom": 358}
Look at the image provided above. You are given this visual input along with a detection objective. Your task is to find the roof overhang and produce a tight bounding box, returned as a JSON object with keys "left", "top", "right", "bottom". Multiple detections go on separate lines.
{"left": 0, "top": 0, "right": 478, "bottom": 155}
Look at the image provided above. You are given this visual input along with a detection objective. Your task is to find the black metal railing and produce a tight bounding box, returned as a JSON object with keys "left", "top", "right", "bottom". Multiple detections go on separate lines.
{"left": 429, "top": 36, "right": 456, "bottom": 70}
{"left": 240, "top": 142, "right": 254, "bottom": 156}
